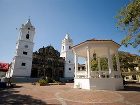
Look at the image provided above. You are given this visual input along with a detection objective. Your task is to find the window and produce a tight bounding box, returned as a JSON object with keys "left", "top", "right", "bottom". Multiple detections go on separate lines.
{"left": 78, "top": 67, "right": 80, "bottom": 70}
{"left": 28, "top": 28, "right": 30, "bottom": 30}
{"left": 25, "top": 45, "right": 28, "bottom": 48}
{"left": 26, "top": 34, "right": 29, "bottom": 39}
{"left": 69, "top": 46, "right": 71, "bottom": 49}
{"left": 69, "top": 60, "right": 71, "bottom": 63}
{"left": 69, "top": 68, "right": 71, "bottom": 70}
{"left": 63, "top": 46, "right": 64, "bottom": 50}
{"left": 23, "top": 51, "right": 27, "bottom": 55}
{"left": 21, "top": 63, "right": 26, "bottom": 66}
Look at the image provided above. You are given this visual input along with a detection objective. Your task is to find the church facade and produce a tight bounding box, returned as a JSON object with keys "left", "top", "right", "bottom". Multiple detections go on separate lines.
{"left": 6, "top": 19, "right": 75, "bottom": 81}
{"left": 31, "top": 34, "right": 75, "bottom": 81}
{"left": 31, "top": 46, "right": 64, "bottom": 80}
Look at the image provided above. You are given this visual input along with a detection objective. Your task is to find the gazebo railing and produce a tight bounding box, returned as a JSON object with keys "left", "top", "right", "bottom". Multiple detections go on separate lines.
{"left": 91, "top": 71, "right": 122, "bottom": 78}
{"left": 75, "top": 70, "right": 122, "bottom": 79}
{"left": 113, "top": 71, "right": 122, "bottom": 78}
{"left": 91, "top": 71, "right": 109, "bottom": 78}
{"left": 76, "top": 71, "right": 88, "bottom": 78}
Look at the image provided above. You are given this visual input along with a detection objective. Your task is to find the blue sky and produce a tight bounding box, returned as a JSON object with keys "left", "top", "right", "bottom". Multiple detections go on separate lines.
{"left": 0, "top": 0, "right": 139, "bottom": 63}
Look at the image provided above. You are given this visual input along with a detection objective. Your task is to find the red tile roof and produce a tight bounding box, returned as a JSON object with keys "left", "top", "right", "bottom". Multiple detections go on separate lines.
{"left": 0, "top": 63, "right": 9, "bottom": 72}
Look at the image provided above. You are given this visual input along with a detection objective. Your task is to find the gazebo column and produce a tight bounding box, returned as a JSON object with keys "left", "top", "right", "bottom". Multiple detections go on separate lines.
{"left": 115, "top": 50, "right": 120, "bottom": 72}
{"left": 87, "top": 47, "right": 91, "bottom": 78}
{"left": 85, "top": 58, "right": 88, "bottom": 78}
{"left": 98, "top": 57, "right": 101, "bottom": 78}
{"left": 107, "top": 48, "right": 114, "bottom": 77}
{"left": 115, "top": 50, "right": 122, "bottom": 77}
{"left": 74, "top": 52, "right": 78, "bottom": 78}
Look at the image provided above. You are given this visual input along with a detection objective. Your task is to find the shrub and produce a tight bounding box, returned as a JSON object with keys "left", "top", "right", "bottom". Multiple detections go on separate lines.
{"left": 38, "top": 79, "right": 48, "bottom": 86}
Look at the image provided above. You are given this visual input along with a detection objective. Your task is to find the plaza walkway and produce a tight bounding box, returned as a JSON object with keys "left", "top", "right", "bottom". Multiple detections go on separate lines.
{"left": 0, "top": 83, "right": 140, "bottom": 105}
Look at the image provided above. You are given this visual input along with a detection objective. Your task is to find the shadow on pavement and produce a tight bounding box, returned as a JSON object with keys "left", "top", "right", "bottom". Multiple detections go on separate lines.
{"left": 0, "top": 86, "right": 60, "bottom": 105}
{"left": 123, "top": 85, "right": 140, "bottom": 92}
{"left": 120, "top": 82, "right": 140, "bottom": 92}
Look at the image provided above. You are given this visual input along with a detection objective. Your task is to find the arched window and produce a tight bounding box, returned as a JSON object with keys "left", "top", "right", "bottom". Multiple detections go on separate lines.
{"left": 26, "top": 34, "right": 29, "bottom": 39}
{"left": 63, "top": 46, "right": 64, "bottom": 50}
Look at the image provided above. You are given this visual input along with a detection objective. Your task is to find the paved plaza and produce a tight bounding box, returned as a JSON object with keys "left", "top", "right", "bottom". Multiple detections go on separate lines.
{"left": 0, "top": 83, "right": 140, "bottom": 105}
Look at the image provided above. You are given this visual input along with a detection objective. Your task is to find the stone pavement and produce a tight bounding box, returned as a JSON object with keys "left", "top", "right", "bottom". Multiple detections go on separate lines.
{"left": 0, "top": 83, "right": 140, "bottom": 105}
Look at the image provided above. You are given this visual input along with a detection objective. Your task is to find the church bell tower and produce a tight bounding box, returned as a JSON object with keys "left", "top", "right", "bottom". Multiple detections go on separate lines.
{"left": 7, "top": 19, "right": 35, "bottom": 77}
{"left": 60, "top": 33, "right": 74, "bottom": 80}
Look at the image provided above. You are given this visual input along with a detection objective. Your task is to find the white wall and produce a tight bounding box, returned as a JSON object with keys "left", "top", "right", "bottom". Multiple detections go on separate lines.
{"left": 74, "top": 78, "right": 90, "bottom": 89}
{"left": 74, "top": 78, "right": 124, "bottom": 90}
{"left": 90, "top": 78, "right": 124, "bottom": 90}
{"left": 12, "top": 57, "right": 32, "bottom": 76}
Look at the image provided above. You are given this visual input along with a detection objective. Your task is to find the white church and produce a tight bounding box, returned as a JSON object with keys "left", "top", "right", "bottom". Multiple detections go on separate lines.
{"left": 6, "top": 19, "right": 124, "bottom": 90}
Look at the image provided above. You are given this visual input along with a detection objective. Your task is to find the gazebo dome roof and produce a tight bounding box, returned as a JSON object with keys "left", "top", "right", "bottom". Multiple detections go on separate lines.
{"left": 73, "top": 39, "right": 120, "bottom": 49}
{"left": 72, "top": 38, "right": 121, "bottom": 58}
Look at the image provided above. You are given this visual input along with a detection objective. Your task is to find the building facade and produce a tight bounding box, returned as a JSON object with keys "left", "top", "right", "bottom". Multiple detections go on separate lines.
{"left": 31, "top": 46, "right": 64, "bottom": 81}
{"left": 6, "top": 19, "right": 35, "bottom": 78}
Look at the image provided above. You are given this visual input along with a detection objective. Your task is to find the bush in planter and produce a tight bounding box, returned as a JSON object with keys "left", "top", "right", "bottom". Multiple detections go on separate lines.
{"left": 47, "top": 77, "right": 53, "bottom": 83}
{"left": 38, "top": 79, "right": 48, "bottom": 86}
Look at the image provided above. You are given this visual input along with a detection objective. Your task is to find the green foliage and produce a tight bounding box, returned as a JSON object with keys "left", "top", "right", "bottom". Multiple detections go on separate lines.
{"left": 90, "top": 51, "right": 140, "bottom": 72}
{"left": 91, "top": 58, "right": 108, "bottom": 71}
{"left": 38, "top": 79, "right": 48, "bottom": 85}
{"left": 118, "top": 51, "right": 140, "bottom": 72}
{"left": 100, "top": 58, "right": 108, "bottom": 71}
{"left": 91, "top": 59, "right": 98, "bottom": 71}
{"left": 47, "top": 77, "right": 54, "bottom": 83}
{"left": 116, "top": 0, "right": 140, "bottom": 50}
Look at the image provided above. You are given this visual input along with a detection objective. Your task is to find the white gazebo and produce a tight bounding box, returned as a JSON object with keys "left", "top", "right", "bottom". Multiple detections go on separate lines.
{"left": 72, "top": 39, "right": 124, "bottom": 90}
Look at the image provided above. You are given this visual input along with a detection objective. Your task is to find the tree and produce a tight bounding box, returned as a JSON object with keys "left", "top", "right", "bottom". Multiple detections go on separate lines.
{"left": 91, "top": 58, "right": 108, "bottom": 71}
{"left": 90, "top": 51, "right": 140, "bottom": 72}
{"left": 116, "top": 0, "right": 140, "bottom": 51}
{"left": 118, "top": 51, "right": 138, "bottom": 72}
{"left": 91, "top": 59, "right": 98, "bottom": 71}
